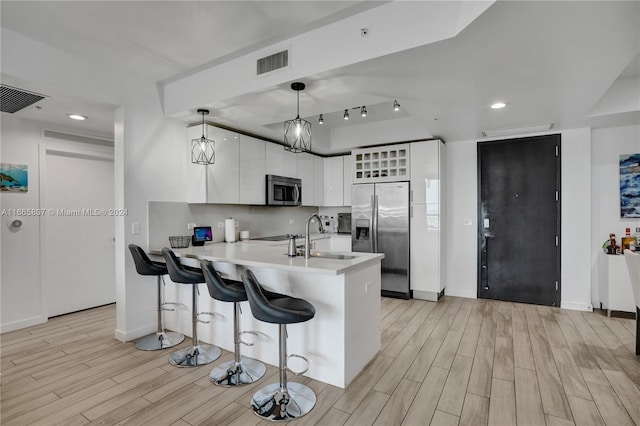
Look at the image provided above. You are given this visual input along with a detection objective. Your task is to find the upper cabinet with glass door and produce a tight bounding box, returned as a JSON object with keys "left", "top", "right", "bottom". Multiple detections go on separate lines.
{"left": 351, "top": 144, "right": 410, "bottom": 183}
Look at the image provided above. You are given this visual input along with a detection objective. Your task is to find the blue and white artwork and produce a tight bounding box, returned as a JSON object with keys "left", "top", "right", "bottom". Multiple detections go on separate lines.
{"left": 620, "top": 153, "right": 640, "bottom": 218}
{"left": 0, "top": 163, "right": 28, "bottom": 192}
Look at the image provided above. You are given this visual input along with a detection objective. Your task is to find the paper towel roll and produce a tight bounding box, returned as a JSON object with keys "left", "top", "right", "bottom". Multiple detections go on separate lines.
{"left": 225, "top": 218, "right": 236, "bottom": 243}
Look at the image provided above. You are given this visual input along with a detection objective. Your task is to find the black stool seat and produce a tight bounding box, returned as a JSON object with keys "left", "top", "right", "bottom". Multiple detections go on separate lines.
{"left": 162, "top": 248, "right": 205, "bottom": 284}
{"left": 161, "top": 247, "right": 221, "bottom": 367}
{"left": 241, "top": 269, "right": 316, "bottom": 421}
{"left": 201, "top": 260, "right": 267, "bottom": 387}
{"left": 128, "top": 244, "right": 184, "bottom": 351}
{"left": 243, "top": 270, "right": 315, "bottom": 325}
{"left": 201, "top": 260, "right": 247, "bottom": 303}
{"left": 129, "top": 245, "right": 168, "bottom": 276}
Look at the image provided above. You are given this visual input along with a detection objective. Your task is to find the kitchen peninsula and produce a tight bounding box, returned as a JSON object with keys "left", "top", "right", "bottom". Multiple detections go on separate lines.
{"left": 159, "top": 240, "right": 383, "bottom": 389}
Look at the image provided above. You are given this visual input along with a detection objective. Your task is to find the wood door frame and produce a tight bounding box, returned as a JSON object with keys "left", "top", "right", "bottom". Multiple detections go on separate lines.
{"left": 476, "top": 134, "right": 561, "bottom": 306}
{"left": 39, "top": 140, "right": 114, "bottom": 320}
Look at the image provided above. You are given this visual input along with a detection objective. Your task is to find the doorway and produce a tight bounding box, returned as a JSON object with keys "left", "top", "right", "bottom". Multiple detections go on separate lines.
{"left": 40, "top": 145, "right": 115, "bottom": 317}
{"left": 477, "top": 134, "right": 561, "bottom": 306}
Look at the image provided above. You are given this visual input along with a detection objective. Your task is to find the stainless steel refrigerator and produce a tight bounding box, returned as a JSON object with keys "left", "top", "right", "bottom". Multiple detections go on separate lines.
{"left": 352, "top": 182, "right": 410, "bottom": 298}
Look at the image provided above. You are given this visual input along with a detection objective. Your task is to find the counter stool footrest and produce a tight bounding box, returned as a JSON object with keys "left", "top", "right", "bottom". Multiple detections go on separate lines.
{"left": 285, "top": 354, "right": 310, "bottom": 376}
{"left": 239, "top": 330, "right": 259, "bottom": 346}
{"left": 161, "top": 302, "right": 187, "bottom": 311}
{"left": 196, "top": 311, "right": 218, "bottom": 324}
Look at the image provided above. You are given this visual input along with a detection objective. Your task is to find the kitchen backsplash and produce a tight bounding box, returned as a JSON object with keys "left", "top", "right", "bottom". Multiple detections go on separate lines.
{"left": 148, "top": 201, "right": 319, "bottom": 250}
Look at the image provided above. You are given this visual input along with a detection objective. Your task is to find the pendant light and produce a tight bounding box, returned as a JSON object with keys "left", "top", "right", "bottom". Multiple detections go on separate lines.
{"left": 284, "top": 82, "right": 311, "bottom": 153}
{"left": 191, "top": 109, "right": 215, "bottom": 165}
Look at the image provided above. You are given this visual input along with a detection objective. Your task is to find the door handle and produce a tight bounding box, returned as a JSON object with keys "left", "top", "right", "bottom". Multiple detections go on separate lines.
{"left": 372, "top": 194, "right": 378, "bottom": 253}
{"left": 293, "top": 184, "right": 300, "bottom": 204}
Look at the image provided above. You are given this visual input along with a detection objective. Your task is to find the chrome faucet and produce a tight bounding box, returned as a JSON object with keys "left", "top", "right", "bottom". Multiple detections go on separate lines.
{"left": 305, "top": 213, "right": 325, "bottom": 258}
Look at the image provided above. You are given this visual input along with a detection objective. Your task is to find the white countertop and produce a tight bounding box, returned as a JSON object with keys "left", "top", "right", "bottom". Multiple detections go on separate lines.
{"left": 157, "top": 237, "right": 381, "bottom": 275}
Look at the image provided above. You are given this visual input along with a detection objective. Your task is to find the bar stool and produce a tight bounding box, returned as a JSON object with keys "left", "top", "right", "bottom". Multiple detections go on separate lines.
{"left": 128, "top": 244, "right": 184, "bottom": 350}
{"left": 200, "top": 260, "right": 267, "bottom": 386}
{"left": 162, "top": 247, "right": 221, "bottom": 367}
{"left": 242, "top": 269, "right": 316, "bottom": 421}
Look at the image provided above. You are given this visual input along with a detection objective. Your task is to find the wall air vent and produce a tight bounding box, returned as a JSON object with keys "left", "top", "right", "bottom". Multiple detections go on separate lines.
{"left": 0, "top": 84, "right": 47, "bottom": 113}
{"left": 256, "top": 49, "right": 289, "bottom": 75}
{"left": 43, "top": 130, "right": 113, "bottom": 147}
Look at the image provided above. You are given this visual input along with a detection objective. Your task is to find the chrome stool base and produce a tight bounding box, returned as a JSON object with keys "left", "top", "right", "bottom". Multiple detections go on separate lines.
{"left": 251, "top": 382, "right": 316, "bottom": 421}
{"left": 169, "top": 343, "right": 221, "bottom": 367}
{"left": 210, "top": 356, "right": 267, "bottom": 387}
{"left": 136, "top": 331, "right": 185, "bottom": 351}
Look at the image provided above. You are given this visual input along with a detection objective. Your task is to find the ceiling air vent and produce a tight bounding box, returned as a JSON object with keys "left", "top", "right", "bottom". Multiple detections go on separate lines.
{"left": 0, "top": 84, "right": 47, "bottom": 113}
{"left": 256, "top": 50, "right": 289, "bottom": 75}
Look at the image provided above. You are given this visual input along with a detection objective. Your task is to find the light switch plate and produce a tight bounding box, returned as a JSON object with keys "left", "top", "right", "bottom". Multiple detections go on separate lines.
{"left": 131, "top": 222, "right": 140, "bottom": 235}
{"left": 187, "top": 222, "right": 196, "bottom": 230}
{"left": 464, "top": 219, "right": 472, "bottom": 226}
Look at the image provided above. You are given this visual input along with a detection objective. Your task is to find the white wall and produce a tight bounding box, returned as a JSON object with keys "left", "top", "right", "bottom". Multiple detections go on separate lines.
{"left": 1, "top": 28, "right": 189, "bottom": 340}
{"left": 0, "top": 116, "right": 115, "bottom": 331}
{"left": 1, "top": 118, "right": 48, "bottom": 331}
{"left": 445, "top": 128, "right": 593, "bottom": 310}
{"left": 591, "top": 124, "right": 640, "bottom": 307}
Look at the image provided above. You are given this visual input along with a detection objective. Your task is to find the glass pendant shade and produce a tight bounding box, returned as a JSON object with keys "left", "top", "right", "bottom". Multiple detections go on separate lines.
{"left": 284, "top": 82, "right": 311, "bottom": 153}
{"left": 191, "top": 109, "right": 215, "bottom": 165}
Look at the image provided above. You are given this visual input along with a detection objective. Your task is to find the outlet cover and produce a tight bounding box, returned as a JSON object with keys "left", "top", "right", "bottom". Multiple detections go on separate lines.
{"left": 187, "top": 222, "right": 196, "bottom": 230}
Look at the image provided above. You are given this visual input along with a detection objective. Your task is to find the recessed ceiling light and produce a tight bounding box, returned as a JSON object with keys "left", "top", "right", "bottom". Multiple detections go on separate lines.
{"left": 67, "top": 114, "right": 88, "bottom": 121}
{"left": 490, "top": 102, "right": 507, "bottom": 109}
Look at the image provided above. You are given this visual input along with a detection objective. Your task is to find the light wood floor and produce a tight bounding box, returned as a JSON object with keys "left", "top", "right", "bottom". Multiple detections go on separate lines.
{"left": 1, "top": 297, "right": 639, "bottom": 425}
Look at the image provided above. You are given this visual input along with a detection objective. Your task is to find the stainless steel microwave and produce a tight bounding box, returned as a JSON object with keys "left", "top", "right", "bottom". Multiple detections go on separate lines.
{"left": 266, "top": 174, "right": 302, "bottom": 206}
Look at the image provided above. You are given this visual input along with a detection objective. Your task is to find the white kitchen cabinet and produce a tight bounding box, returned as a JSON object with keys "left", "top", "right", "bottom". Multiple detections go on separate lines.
{"left": 185, "top": 124, "right": 208, "bottom": 203}
{"left": 207, "top": 127, "right": 240, "bottom": 204}
{"left": 314, "top": 156, "right": 325, "bottom": 206}
{"left": 185, "top": 125, "right": 240, "bottom": 204}
{"left": 239, "top": 135, "right": 265, "bottom": 204}
{"left": 410, "top": 140, "right": 446, "bottom": 301}
{"left": 343, "top": 154, "right": 352, "bottom": 206}
{"left": 297, "top": 153, "right": 315, "bottom": 206}
{"left": 325, "top": 156, "right": 344, "bottom": 206}
{"left": 410, "top": 140, "right": 440, "bottom": 204}
{"left": 599, "top": 252, "right": 636, "bottom": 315}
{"left": 283, "top": 150, "right": 298, "bottom": 178}
{"left": 265, "top": 142, "right": 283, "bottom": 176}
{"left": 265, "top": 142, "right": 297, "bottom": 178}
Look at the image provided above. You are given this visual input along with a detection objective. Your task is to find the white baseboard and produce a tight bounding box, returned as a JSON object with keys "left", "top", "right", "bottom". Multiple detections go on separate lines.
{"left": 412, "top": 290, "right": 439, "bottom": 302}
{"left": 560, "top": 301, "right": 594, "bottom": 312}
{"left": 444, "top": 288, "right": 477, "bottom": 299}
{"left": 0, "top": 315, "right": 46, "bottom": 333}
{"left": 114, "top": 323, "right": 157, "bottom": 343}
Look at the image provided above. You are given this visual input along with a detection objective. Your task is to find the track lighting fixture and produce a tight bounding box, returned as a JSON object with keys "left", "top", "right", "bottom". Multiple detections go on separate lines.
{"left": 343, "top": 109, "right": 349, "bottom": 120}
{"left": 393, "top": 100, "right": 400, "bottom": 111}
{"left": 283, "top": 82, "right": 311, "bottom": 153}
{"left": 191, "top": 109, "right": 215, "bottom": 165}
{"left": 318, "top": 114, "right": 324, "bottom": 124}
{"left": 361, "top": 106, "right": 367, "bottom": 117}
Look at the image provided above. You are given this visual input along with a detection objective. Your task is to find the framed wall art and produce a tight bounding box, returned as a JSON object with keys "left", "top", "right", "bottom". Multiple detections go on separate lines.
{"left": 620, "top": 153, "right": 640, "bottom": 218}
{"left": 0, "top": 163, "right": 28, "bottom": 192}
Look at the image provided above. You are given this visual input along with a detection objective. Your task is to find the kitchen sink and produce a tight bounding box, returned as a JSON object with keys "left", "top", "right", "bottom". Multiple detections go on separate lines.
{"left": 306, "top": 251, "right": 356, "bottom": 260}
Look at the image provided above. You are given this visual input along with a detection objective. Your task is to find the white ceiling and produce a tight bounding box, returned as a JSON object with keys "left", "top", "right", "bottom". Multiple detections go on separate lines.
{"left": 1, "top": 1, "right": 639, "bottom": 151}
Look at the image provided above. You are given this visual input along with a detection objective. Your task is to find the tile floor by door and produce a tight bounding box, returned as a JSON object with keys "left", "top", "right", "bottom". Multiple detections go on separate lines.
{"left": 1, "top": 296, "right": 639, "bottom": 425}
